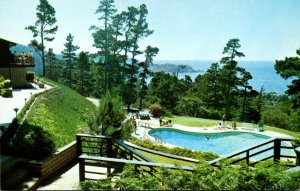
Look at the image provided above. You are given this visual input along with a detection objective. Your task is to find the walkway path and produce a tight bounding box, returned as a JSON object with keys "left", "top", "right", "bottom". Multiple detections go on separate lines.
{"left": 0, "top": 83, "right": 51, "bottom": 127}
{"left": 86, "top": 97, "right": 99, "bottom": 107}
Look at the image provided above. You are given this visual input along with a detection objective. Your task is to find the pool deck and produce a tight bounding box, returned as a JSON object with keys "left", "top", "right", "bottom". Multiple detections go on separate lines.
{"left": 133, "top": 118, "right": 293, "bottom": 142}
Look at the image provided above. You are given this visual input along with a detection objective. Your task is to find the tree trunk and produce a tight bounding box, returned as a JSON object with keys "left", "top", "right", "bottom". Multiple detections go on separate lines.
{"left": 139, "top": 97, "right": 143, "bottom": 111}
{"left": 241, "top": 86, "right": 247, "bottom": 122}
{"left": 41, "top": 25, "right": 45, "bottom": 77}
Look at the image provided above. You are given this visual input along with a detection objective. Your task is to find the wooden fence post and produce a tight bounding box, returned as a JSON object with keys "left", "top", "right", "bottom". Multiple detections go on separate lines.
{"left": 246, "top": 151, "right": 250, "bottom": 165}
{"left": 76, "top": 135, "right": 82, "bottom": 156}
{"left": 79, "top": 157, "right": 85, "bottom": 182}
{"left": 274, "top": 139, "right": 281, "bottom": 162}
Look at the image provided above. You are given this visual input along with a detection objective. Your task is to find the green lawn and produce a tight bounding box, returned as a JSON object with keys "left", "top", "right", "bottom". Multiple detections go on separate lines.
{"left": 164, "top": 115, "right": 219, "bottom": 127}
{"left": 25, "top": 85, "right": 96, "bottom": 149}
{"left": 164, "top": 115, "right": 299, "bottom": 138}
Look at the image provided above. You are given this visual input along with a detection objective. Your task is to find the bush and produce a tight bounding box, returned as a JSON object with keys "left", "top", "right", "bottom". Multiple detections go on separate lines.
{"left": 1, "top": 88, "right": 13, "bottom": 97}
{"left": 149, "top": 102, "right": 162, "bottom": 117}
{"left": 80, "top": 161, "right": 300, "bottom": 190}
{"left": 1, "top": 119, "right": 56, "bottom": 160}
{"left": 262, "top": 109, "right": 289, "bottom": 129}
{"left": 26, "top": 71, "right": 35, "bottom": 83}
{"left": 0, "top": 76, "right": 5, "bottom": 88}
{"left": 88, "top": 92, "right": 131, "bottom": 140}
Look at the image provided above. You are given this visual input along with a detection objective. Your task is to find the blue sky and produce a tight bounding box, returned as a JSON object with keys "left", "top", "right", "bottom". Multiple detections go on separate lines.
{"left": 0, "top": 0, "right": 299, "bottom": 61}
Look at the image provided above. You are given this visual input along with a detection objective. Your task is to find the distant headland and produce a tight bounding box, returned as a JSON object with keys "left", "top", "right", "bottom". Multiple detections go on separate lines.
{"left": 150, "top": 63, "right": 199, "bottom": 73}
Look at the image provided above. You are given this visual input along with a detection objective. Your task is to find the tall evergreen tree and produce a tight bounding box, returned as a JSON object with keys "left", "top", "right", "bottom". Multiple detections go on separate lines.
{"left": 202, "top": 62, "right": 222, "bottom": 110}
{"left": 25, "top": 0, "right": 58, "bottom": 77}
{"left": 123, "top": 4, "right": 154, "bottom": 111}
{"left": 91, "top": 0, "right": 117, "bottom": 92}
{"left": 275, "top": 48, "right": 300, "bottom": 108}
{"left": 45, "top": 48, "right": 56, "bottom": 79}
{"left": 75, "top": 51, "right": 93, "bottom": 97}
{"left": 219, "top": 38, "right": 245, "bottom": 118}
{"left": 61, "top": 33, "right": 80, "bottom": 87}
{"left": 238, "top": 68, "right": 253, "bottom": 121}
{"left": 138, "top": 46, "right": 159, "bottom": 110}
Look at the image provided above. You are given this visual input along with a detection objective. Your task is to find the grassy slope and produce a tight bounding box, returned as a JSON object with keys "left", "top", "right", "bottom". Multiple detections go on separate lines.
{"left": 25, "top": 84, "right": 96, "bottom": 149}
{"left": 138, "top": 150, "right": 197, "bottom": 166}
{"left": 164, "top": 115, "right": 299, "bottom": 138}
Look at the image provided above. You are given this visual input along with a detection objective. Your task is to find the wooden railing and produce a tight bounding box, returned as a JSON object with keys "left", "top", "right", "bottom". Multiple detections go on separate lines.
{"left": 209, "top": 137, "right": 297, "bottom": 167}
{"left": 79, "top": 155, "right": 193, "bottom": 182}
{"left": 76, "top": 134, "right": 152, "bottom": 161}
{"left": 77, "top": 134, "right": 155, "bottom": 181}
{"left": 77, "top": 134, "right": 299, "bottom": 182}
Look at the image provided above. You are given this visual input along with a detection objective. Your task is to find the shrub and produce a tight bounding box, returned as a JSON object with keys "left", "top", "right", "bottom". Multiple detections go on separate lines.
{"left": 3, "top": 80, "right": 11, "bottom": 88}
{"left": 26, "top": 71, "right": 35, "bottom": 83}
{"left": 88, "top": 92, "right": 132, "bottom": 140}
{"left": 149, "top": 102, "right": 163, "bottom": 117}
{"left": 1, "top": 119, "right": 56, "bottom": 160}
{"left": 262, "top": 109, "right": 289, "bottom": 129}
{"left": 80, "top": 161, "right": 300, "bottom": 190}
{"left": 1, "top": 88, "right": 13, "bottom": 97}
{"left": 0, "top": 76, "right": 5, "bottom": 88}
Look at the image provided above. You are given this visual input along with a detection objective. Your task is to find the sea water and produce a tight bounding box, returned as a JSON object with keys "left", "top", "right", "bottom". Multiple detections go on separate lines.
{"left": 153, "top": 60, "right": 292, "bottom": 94}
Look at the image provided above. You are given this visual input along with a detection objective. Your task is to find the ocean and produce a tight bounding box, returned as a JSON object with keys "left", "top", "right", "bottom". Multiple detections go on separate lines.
{"left": 153, "top": 60, "right": 292, "bottom": 94}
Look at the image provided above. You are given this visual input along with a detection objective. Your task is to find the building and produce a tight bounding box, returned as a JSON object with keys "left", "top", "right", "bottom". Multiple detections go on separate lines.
{"left": 0, "top": 38, "right": 35, "bottom": 87}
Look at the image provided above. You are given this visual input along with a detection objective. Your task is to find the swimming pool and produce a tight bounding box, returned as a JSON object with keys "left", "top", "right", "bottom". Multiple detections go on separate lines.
{"left": 149, "top": 128, "right": 276, "bottom": 158}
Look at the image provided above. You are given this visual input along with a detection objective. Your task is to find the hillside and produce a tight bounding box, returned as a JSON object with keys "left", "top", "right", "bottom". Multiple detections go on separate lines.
{"left": 25, "top": 82, "right": 96, "bottom": 149}
{"left": 150, "top": 63, "right": 198, "bottom": 73}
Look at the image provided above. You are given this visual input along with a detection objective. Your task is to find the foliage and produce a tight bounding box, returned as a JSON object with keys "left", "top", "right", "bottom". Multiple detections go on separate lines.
{"left": 1, "top": 88, "right": 13, "bottom": 97}
{"left": 175, "top": 96, "right": 221, "bottom": 119}
{"left": 61, "top": 33, "right": 80, "bottom": 87}
{"left": 25, "top": 0, "right": 58, "bottom": 76}
{"left": 262, "top": 109, "right": 289, "bottom": 130}
{"left": 79, "top": 179, "right": 112, "bottom": 191}
{"left": 129, "top": 136, "right": 218, "bottom": 161}
{"left": 148, "top": 72, "right": 183, "bottom": 112}
{"left": 138, "top": 46, "right": 159, "bottom": 110}
{"left": 1, "top": 119, "right": 56, "bottom": 160}
{"left": 275, "top": 48, "right": 300, "bottom": 108}
{"left": 25, "top": 85, "right": 96, "bottom": 149}
{"left": 88, "top": 92, "right": 133, "bottom": 140}
{"left": 148, "top": 102, "right": 162, "bottom": 117}
{"left": 45, "top": 48, "right": 57, "bottom": 79}
{"left": 79, "top": 161, "right": 300, "bottom": 190}
{"left": 73, "top": 51, "right": 94, "bottom": 97}
{"left": 293, "top": 135, "right": 300, "bottom": 144}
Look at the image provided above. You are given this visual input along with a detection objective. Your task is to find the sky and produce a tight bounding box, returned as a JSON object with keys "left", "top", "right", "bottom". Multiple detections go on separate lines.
{"left": 0, "top": 0, "right": 300, "bottom": 61}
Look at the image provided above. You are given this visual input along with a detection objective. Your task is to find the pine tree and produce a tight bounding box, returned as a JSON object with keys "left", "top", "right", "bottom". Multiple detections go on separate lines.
{"left": 25, "top": 0, "right": 58, "bottom": 77}
{"left": 275, "top": 48, "right": 300, "bottom": 108}
{"left": 91, "top": 0, "right": 117, "bottom": 92}
{"left": 219, "top": 38, "right": 245, "bottom": 118}
{"left": 138, "top": 46, "right": 159, "bottom": 110}
{"left": 45, "top": 48, "right": 56, "bottom": 79}
{"left": 61, "top": 33, "right": 80, "bottom": 87}
{"left": 75, "top": 51, "right": 93, "bottom": 97}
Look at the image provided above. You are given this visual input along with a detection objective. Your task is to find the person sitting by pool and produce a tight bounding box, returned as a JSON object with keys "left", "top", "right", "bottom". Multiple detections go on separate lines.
{"left": 232, "top": 121, "right": 237, "bottom": 130}
{"left": 166, "top": 120, "right": 173, "bottom": 127}
{"left": 159, "top": 118, "right": 163, "bottom": 126}
{"left": 217, "top": 123, "right": 222, "bottom": 129}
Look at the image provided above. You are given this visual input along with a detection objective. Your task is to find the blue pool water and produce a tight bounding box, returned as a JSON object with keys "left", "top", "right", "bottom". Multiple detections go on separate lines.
{"left": 149, "top": 128, "right": 276, "bottom": 158}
